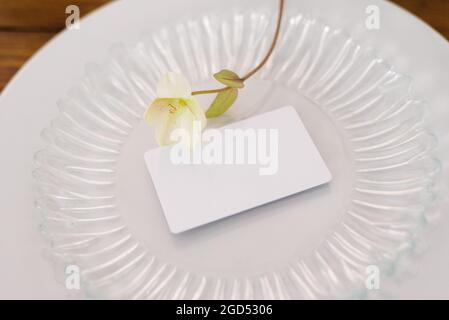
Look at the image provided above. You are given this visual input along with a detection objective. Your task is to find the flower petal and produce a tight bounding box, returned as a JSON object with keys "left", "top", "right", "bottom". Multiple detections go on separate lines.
{"left": 144, "top": 99, "right": 172, "bottom": 145}
{"left": 186, "top": 97, "right": 207, "bottom": 130}
{"left": 156, "top": 72, "right": 192, "bottom": 98}
{"left": 144, "top": 99, "right": 168, "bottom": 125}
{"left": 160, "top": 107, "right": 195, "bottom": 146}
{"left": 144, "top": 96, "right": 207, "bottom": 146}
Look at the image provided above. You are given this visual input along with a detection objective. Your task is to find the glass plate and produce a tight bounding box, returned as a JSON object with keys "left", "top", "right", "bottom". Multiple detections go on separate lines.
{"left": 33, "top": 6, "right": 441, "bottom": 299}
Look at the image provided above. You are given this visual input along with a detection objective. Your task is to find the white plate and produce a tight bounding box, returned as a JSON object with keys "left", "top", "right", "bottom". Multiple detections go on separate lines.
{"left": 33, "top": 8, "right": 440, "bottom": 299}
{"left": 0, "top": 0, "right": 448, "bottom": 299}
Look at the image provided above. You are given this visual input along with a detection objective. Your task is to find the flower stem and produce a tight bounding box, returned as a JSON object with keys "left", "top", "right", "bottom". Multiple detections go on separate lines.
{"left": 241, "top": 0, "right": 284, "bottom": 81}
{"left": 191, "top": 0, "right": 284, "bottom": 96}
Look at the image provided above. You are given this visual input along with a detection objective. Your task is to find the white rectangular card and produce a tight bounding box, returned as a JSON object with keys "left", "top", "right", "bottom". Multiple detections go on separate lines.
{"left": 144, "top": 106, "right": 332, "bottom": 233}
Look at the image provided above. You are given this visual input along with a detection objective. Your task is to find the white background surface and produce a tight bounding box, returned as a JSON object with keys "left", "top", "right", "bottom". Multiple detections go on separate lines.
{"left": 0, "top": 0, "right": 448, "bottom": 299}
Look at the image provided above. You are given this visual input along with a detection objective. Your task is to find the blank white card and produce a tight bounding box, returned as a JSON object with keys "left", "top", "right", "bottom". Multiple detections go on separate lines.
{"left": 144, "top": 106, "right": 332, "bottom": 233}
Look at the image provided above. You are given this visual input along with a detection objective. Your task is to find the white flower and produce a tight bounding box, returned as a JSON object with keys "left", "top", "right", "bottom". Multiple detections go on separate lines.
{"left": 144, "top": 72, "right": 206, "bottom": 146}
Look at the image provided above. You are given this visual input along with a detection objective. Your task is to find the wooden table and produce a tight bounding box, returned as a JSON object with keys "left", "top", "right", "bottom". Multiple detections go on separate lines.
{"left": 1, "top": 0, "right": 448, "bottom": 92}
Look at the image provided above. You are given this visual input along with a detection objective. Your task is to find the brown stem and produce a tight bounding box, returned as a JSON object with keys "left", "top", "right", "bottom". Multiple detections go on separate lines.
{"left": 191, "top": 0, "right": 284, "bottom": 96}
{"left": 241, "top": 0, "right": 284, "bottom": 81}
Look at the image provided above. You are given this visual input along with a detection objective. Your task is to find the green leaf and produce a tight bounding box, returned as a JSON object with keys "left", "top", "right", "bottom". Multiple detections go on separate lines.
{"left": 205, "top": 88, "right": 238, "bottom": 118}
{"left": 213, "top": 69, "right": 244, "bottom": 89}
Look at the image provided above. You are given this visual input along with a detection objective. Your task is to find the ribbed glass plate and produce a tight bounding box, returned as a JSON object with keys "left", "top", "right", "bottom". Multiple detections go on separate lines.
{"left": 33, "top": 7, "right": 440, "bottom": 299}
